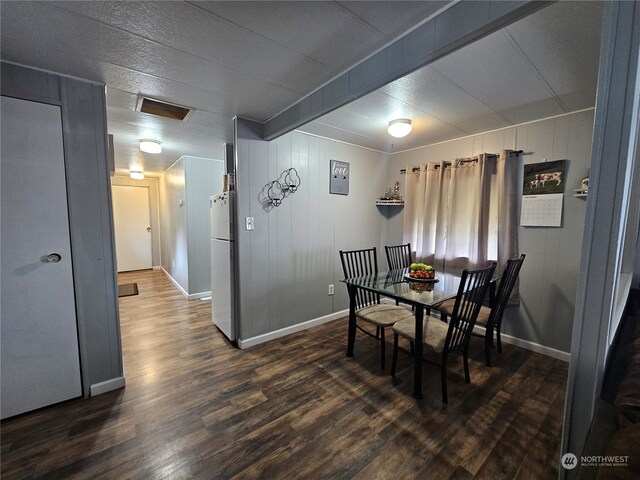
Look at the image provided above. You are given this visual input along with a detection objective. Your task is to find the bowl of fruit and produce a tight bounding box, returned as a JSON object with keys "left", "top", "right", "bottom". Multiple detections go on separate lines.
{"left": 405, "top": 263, "right": 437, "bottom": 283}
{"left": 409, "top": 281, "right": 435, "bottom": 292}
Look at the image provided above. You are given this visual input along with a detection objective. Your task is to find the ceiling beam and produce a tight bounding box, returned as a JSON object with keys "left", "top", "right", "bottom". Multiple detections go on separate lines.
{"left": 262, "top": 0, "right": 554, "bottom": 141}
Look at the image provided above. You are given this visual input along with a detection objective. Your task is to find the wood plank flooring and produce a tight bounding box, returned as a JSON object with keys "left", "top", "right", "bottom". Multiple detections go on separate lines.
{"left": 1, "top": 269, "right": 568, "bottom": 479}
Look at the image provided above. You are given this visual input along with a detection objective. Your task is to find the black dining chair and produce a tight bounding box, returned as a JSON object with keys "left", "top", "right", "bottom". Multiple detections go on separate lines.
{"left": 340, "top": 247, "right": 414, "bottom": 370}
{"left": 390, "top": 262, "right": 496, "bottom": 403}
{"left": 385, "top": 243, "right": 412, "bottom": 270}
{"left": 385, "top": 243, "right": 413, "bottom": 308}
{"left": 435, "top": 255, "right": 525, "bottom": 366}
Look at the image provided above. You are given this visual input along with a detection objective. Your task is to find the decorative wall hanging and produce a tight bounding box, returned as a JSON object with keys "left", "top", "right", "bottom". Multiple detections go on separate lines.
{"left": 266, "top": 180, "right": 284, "bottom": 207}
{"left": 281, "top": 168, "right": 301, "bottom": 193}
{"left": 260, "top": 168, "right": 302, "bottom": 208}
{"left": 330, "top": 159, "right": 349, "bottom": 195}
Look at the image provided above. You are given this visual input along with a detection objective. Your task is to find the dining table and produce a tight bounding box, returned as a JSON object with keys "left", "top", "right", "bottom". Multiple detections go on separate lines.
{"left": 341, "top": 267, "right": 498, "bottom": 399}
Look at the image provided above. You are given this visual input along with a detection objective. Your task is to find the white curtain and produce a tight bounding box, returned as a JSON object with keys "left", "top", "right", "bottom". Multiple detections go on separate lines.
{"left": 496, "top": 149, "right": 520, "bottom": 303}
{"left": 403, "top": 150, "right": 519, "bottom": 291}
{"left": 403, "top": 162, "right": 449, "bottom": 267}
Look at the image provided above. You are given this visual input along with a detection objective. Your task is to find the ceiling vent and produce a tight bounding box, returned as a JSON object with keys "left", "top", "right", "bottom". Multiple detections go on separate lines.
{"left": 136, "top": 96, "right": 193, "bottom": 121}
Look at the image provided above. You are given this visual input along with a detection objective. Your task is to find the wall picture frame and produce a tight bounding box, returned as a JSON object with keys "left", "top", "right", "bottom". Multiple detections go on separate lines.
{"left": 330, "top": 159, "right": 349, "bottom": 195}
{"left": 523, "top": 159, "right": 566, "bottom": 195}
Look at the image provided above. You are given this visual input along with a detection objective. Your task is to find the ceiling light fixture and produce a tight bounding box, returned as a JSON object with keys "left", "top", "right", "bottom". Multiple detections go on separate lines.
{"left": 130, "top": 166, "right": 145, "bottom": 180}
{"left": 387, "top": 118, "right": 412, "bottom": 138}
{"left": 139, "top": 139, "right": 162, "bottom": 154}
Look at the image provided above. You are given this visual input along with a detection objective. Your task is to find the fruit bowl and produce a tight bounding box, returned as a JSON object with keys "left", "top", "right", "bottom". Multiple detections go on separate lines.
{"left": 408, "top": 281, "right": 434, "bottom": 292}
{"left": 408, "top": 263, "right": 435, "bottom": 280}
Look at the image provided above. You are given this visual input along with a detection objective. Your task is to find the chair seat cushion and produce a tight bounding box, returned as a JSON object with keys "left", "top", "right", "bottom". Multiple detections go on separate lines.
{"left": 357, "top": 304, "right": 413, "bottom": 327}
{"left": 435, "top": 299, "right": 491, "bottom": 326}
{"left": 392, "top": 315, "right": 449, "bottom": 353}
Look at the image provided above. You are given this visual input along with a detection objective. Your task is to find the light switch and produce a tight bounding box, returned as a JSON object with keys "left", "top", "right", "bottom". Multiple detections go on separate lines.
{"left": 245, "top": 217, "right": 254, "bottom": 230}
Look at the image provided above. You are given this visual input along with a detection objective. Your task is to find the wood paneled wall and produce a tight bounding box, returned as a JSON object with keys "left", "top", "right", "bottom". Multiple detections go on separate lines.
{"left": 388, "top": 109, "right": 595, "bottom": 353}
{"left": 158, "top": 156, "right": 223, "bottom": 296}
{"left": 235, "top": 119, "right": 391, "bottom": 341}
{"left": 159, "top": 158, "right": 189, "bottom": 292}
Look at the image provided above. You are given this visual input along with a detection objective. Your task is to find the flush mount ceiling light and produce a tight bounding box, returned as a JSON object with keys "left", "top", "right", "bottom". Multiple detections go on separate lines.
{"left": 139, "top": 139, "right": 162, "bottom": 154}
{"left": 387, "top": 118, "right": 412, "bottom": 138}
{"left": 130, "top": 166, "right": 144, "bottom": 180}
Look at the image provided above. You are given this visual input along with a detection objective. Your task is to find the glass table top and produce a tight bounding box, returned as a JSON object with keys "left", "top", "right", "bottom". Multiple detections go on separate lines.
{"left": 341, "top": 268, "right": 466, "bottom": 307}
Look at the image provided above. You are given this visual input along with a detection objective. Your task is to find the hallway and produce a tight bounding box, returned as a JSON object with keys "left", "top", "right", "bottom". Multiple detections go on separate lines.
{"left": 1, "top": 269, "right": 567, "bottom": 479}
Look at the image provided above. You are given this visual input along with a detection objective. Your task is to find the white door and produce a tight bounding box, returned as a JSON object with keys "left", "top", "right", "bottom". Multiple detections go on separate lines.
{"left": 112, "top": 185, "right": 152, "bottom": 272}
{"left": 1, "top": 96, "right": 82, "bottom": 419}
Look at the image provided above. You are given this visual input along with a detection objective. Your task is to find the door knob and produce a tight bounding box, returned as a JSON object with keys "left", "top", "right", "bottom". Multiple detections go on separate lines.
{"left": 146, "top": 226, "right": 151, "bottom": 232}
{"left": 42, "top": 253, "right": 62, "bottom": 263}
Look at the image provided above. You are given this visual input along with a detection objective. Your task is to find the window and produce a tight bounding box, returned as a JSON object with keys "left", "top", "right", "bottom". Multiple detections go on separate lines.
{"left": 403, "top": 150, "right": 518, "bottom": 272}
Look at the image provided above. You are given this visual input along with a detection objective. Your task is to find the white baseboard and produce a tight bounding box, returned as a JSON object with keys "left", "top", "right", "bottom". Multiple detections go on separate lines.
{"left": 160, "top": 267, "right": 189, "bottom": 299}
{"left": 471, "top": 325, "right": 570, "bottom": 362}
{"left": 235, "top": 303, "right": 570, "bottom": 362}
{"left": 160, "top": 268, "right": 211, "bottom": 300}
{"left": 498, "top": 332, "right": 570, "bottom": 362}
{"left": 238, "top": 309, "right": 349, "bottom": 349}
{"left": 153, "top": 266, "right": 161, "bottom": 271}
{"left": 384, "top": 299, "right": 570, "bottom": 362}
{"left": 90, "top": 376, "right": 125, "bottom": 396}
{"left": 188, "top": 291, "right": 211, "bottom": 300}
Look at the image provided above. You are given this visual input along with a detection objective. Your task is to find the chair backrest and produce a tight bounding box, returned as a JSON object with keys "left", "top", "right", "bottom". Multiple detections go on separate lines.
{"left": 385, "top": 243, "right": 412, "bottom": 270}
{"left": 445, "top": 263, "right": 497, "bottom": 353}
{"left": 488, "top": 254, "right": 526, "bottom": 327}
{"left": 339, "top": 247, "right": 380, "bottom": 309}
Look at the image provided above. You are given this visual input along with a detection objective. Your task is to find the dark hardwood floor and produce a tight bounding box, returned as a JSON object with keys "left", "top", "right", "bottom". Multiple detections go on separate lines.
{"left": 1, "top": 269, "right": 568, "bottom": 479}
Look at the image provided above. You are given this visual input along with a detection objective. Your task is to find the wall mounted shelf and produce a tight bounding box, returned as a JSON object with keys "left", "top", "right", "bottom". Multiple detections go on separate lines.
{"left": 573, "top": 189, "right": 588, "bottom": 198}
{"left": 375, "top": 200, "right": 404, "bottom": 206}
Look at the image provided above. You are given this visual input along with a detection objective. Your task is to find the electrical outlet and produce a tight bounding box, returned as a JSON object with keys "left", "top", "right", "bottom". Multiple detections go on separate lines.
{"left": 172, "top": 260, "right": 175, "bottom": 268}
{"left": 328, "top": 284, "right": 334, "bottom": 295}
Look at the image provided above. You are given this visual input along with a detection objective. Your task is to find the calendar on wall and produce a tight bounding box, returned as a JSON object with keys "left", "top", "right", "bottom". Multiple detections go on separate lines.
{"left": 521, "top": 160, "right": 567, "bottom": 227}
{"left": 521, "top": 193, "right": 563, "bottom": 227}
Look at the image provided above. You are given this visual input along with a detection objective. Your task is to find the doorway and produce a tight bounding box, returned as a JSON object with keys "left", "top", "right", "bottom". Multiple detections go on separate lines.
{"left": 1, "top": 96, "right": 82, "bottom": 419}
{"left": 112, "top": 185, "right": 153, "bottom": 272}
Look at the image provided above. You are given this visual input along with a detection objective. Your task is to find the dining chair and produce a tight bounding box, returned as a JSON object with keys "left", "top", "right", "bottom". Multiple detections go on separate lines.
{"left": 390, "top": 262, "right": 496, "bottom": 403}
{"left": 385, "top": 243, "right": 412, "bottom": 270}
{"left": 340, "top": 247, "right": 414, "bottom": 370}
{"left": 435, "top": 255, "right": 525, "bottom": 366}
{"left": 384, "top": 243, "right": 414, "bottom": 309}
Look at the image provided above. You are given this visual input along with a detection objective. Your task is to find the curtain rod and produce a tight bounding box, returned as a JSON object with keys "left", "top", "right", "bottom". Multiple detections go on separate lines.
{"left": 399, "top": 150, "right": 523, "bottom": 174}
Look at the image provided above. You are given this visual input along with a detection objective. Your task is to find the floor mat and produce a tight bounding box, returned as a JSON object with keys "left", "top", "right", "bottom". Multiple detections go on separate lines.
{"left": 118, "top": 283, "right": 139, "bottom": 297}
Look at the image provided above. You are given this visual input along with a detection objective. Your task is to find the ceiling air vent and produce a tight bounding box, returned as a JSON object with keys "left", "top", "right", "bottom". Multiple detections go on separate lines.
{"left": 136, "top": 96, "right": 193, "bottom": 121}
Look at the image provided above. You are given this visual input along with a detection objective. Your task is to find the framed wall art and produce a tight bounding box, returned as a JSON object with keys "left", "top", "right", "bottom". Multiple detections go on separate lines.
{"left": 330, "top": 159, "right": 349, "bottom": 195}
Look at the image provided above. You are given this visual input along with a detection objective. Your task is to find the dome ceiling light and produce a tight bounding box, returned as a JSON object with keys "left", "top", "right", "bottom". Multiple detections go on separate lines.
{"left": 139, "top": 139, "right": 162, "bottom": 154}
{"left": 130, "top": 166, "right": 144, "bottom": 180}
{"left": 387, "top": 118, "right": 412, "bottom": 138}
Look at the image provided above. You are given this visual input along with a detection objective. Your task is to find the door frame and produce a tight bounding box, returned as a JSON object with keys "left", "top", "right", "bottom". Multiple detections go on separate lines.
{"left": 110, "top": 175, "right": 161, "bottom": 268}
{"left": 112, "top": 184, "right": 153, "bottom": 272}
{"left": 1, "top": 96, "right": 83, "bottom": 417}
{"left": 1, "top": 63, "right": 123, "bottom": 398}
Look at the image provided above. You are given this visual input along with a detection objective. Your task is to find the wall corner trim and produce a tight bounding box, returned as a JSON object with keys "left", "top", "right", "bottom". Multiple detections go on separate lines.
{"left": 90, "top": 376, "right": 125, "bottom": 396}
{"left": 161, "top": 267, "right": 189, "bottom": 299}
{"left": 237, "top": 309, "right": 349, "bottom": 349}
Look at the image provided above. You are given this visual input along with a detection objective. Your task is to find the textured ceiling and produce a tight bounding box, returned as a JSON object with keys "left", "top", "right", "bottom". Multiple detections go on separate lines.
{"left": 0, "top": 1, "right": 602, "bottom": 175}
{"left": 300, "top": 0, "right": 603, "bottom": 152}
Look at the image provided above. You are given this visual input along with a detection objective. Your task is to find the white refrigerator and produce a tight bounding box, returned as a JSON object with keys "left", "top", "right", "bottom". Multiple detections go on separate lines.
{"left": 210, "top": 192, "right": 236, "bottom": 341}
